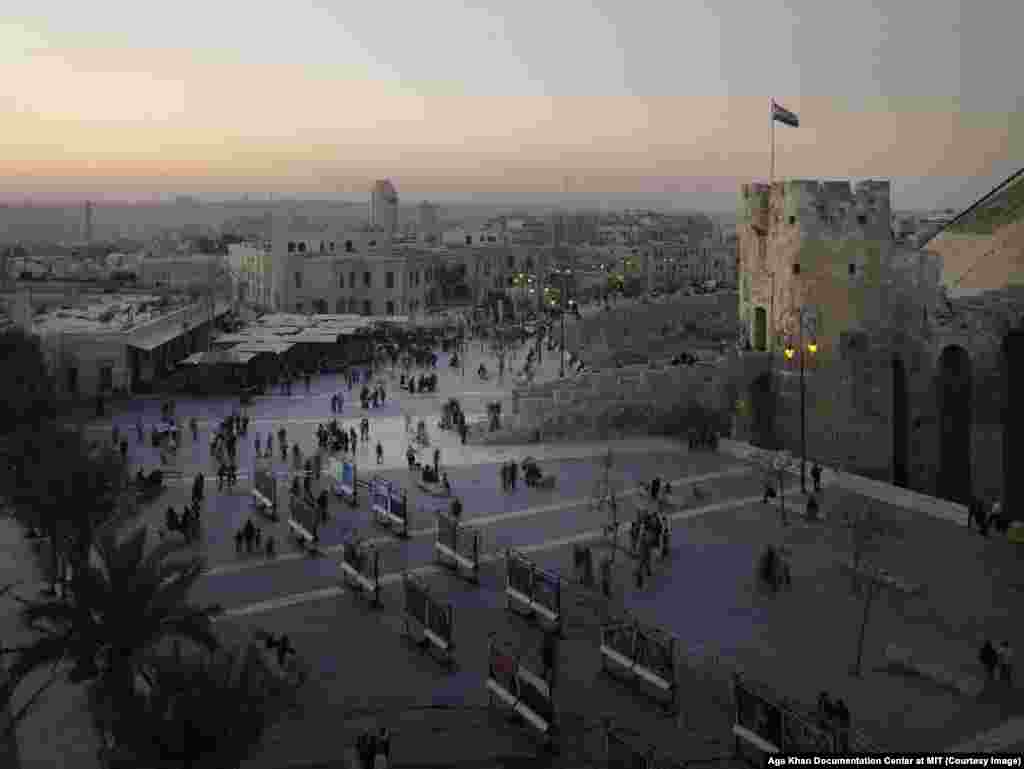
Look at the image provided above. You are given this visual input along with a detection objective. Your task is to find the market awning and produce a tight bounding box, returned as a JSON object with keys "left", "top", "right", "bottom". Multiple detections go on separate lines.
{"left": 179, "top": 350, "right": 260, "bottom": 366}
{"left": 128, "top": 325, "right": 189, "bottom": 352}
{"left": 231, "top": 341, "right": 296, "bottom": 355}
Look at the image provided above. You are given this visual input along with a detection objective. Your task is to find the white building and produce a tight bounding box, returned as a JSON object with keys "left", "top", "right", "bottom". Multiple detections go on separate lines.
{"left": 370, "top": 179, "right": 399, "bottom": 236}
{"left": 417, "top": 201, "right": 440, "bottom": 243}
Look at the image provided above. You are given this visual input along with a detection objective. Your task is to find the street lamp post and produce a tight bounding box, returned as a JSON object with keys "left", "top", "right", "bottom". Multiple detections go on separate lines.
{"left": 784, "top": 309, "right": 817, "bottom": 494}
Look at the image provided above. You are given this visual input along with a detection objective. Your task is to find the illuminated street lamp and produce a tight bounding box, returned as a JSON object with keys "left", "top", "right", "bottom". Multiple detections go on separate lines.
{"left": 784, "top": 310, "right": 817, "bottom": 493}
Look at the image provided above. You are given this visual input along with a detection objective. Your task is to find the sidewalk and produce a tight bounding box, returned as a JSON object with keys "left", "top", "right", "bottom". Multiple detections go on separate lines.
{"left": 717, "top": 439, "right": 968, "bottom": 525}
{"left": 718, "top": 438, "right": 1023, "bottom": 753}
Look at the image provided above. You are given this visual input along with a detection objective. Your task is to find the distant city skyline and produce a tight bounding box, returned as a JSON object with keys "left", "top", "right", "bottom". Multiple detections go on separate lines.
{"left": 2, "top": 2, "right": 1021, "bottom": 213}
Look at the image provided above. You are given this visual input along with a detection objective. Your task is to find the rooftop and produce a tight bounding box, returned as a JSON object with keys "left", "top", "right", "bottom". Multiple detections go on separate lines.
{"left": 30, "top": 293, "right": 193, "bottom": 335}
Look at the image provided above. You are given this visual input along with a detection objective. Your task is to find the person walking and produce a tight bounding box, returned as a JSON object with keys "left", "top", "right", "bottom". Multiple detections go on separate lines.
{"left": 234, "top": 528, "right": 244, "bottom": 554}
{"left": 542, "top": 630, "right": 559, "bottom": 688}
{"left": 811, "top": 462, "right": 822, "bottom": 493}
{"left": 191, "top": 417, "right": 199, "bottom": 442}
{"left": 980, "top": 640, "right": 998, "bottom": 682}
{"left": 243, "top": 519, "right": 256, "bottom": 554}
{"left": 255, "top": 434, "right": 261, "bottom": 456}
{"left": 433, "top": 448, "right": 441, "bottom": 475}
{"left": 376, "top": 442, "right": 384, "bottom": 465}
{"left": 318, "top": 489, "right": 329, "bottom": 523}
{"left": 375, "top": 727, "right": 391, "bottom": 769}
{"left": 136, "top": 417, "right": 144, "bottom": 444}
{"left": 998, "top": 641, "right": 1014, "bottom": 684}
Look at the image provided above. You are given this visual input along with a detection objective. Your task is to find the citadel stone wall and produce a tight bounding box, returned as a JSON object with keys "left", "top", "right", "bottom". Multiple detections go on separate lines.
{"left": 566, "top": 292, "right": 738, "bottom": 365}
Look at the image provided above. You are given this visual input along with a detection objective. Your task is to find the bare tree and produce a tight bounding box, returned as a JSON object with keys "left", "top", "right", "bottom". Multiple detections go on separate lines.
{"left": 752, "top": 448, "right": 798, "bottom": 525}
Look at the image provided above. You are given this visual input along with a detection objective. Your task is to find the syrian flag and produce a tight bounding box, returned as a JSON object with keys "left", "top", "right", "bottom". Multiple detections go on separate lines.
{"left": 771, "top": 100, "right": 799, "bottom": 128}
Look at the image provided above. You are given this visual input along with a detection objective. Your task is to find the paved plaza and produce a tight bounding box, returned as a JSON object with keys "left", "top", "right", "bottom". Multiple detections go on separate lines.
{"left": 7, "top": 337, "right": 1024, "bottom": 766}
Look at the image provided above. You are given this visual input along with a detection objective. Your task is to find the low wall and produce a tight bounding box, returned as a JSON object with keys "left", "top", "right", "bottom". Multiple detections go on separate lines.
{"left": 567, "top": 292, "right": 739, "bottom": 364}
{"left": 504, "top": 358, "right": 744, "bottom": 440}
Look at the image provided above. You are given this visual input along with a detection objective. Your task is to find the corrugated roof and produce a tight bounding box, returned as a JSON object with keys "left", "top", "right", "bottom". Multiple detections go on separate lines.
{"left": 231, "top": 341, "right": 296, "bottom": 354}
{"left": 180, "top": 350, "right": 261, "bottom": 366}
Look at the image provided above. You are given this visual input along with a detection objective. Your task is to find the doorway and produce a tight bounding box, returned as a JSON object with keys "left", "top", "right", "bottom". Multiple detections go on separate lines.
{"left": 754, "top": 307, "right": 767, "bottom": 351}
{"left": 936, "top": 345, "right": 972, "bottom": 504}
{"left": 891, "top": 356, "right": 909, "bottom": 487}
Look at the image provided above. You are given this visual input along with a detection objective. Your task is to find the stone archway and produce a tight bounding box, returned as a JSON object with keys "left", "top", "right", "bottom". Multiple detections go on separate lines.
{"left": 891, "top": 356, "right": 909, "bottom": 487}
{"left": 936, "top": 345, "right": 973, "bottom": 504}
{"left": 753, "top": 307, "right": 767, "bottom": 352}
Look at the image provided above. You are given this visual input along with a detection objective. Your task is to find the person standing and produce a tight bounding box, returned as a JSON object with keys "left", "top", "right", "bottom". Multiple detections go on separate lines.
{"left": 811, "top": 462, "right": 822, "bottom": 493}
{"left": 376, "top": 442, "right": 384, "bottom": 465}
{"left": 433, "top": 448, "right": 441, "bottom": 475}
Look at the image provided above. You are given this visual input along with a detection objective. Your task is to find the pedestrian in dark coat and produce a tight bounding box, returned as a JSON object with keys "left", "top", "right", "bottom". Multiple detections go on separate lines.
{"left": 980, "top": 640, "right": 999, "bottom": 680}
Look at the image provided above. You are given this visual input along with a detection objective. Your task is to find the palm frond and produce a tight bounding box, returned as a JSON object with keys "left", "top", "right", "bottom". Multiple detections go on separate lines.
{"left": 0, "top": 650, "right": 66, "bottom": 739}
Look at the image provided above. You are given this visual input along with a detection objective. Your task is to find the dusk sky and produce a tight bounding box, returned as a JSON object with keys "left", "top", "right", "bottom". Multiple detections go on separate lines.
{"left": 2, "top": 1, "right": 1022, "bottom": 211}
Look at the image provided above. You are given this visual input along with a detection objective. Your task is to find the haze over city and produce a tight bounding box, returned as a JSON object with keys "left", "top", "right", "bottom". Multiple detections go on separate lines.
{"left": 3, "top": 0, "right": 1022, "bottom": 211}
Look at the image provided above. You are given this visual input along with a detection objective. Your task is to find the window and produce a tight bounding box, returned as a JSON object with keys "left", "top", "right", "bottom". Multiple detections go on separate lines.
{"left": 298, "top": 242, "right": 306, "bottom": 253}
{"left": 295, "top": 271, "right": 302, "bottom": 288}
{"left": 369, "top": 240, "right": 377, "bottom": 247}
{"left": 336, "top": 298, "right": 345, "bottom": 313}
{"left": 849, "top": 263, "right": 857, "bottom": 276}
{"left": 857, "top": 215, "right": 867, "bottom": 225}
{"left": 330, "top": 241, "right": 336, "bottom": 252}
{"left": 296, "top": 302, "right": 304, "bottom": 313}
{"left": 349, "top": 271, "right": 355, "bottom": 288}
{"left": 362, "top": 300, "right": 372, "bottom": 315}
{"left": 338, "top": 272, "right": 344, "bottom": 289}
{"left": 789, "top": 216, "right": 796, "bottom": 226}
{"left": 426, "top": 268, "right": 432, "bottom": 281}
{"left": 345, "top": 240, "right": 353, "bottom": 252}
{"left": 348, "top": 298, "right": 358, "bottom": 313}
{"left": 413, "top": 271, "right": 419, "bottom": 286}
{"left": 507, "top": 254, "right": 514, "bottom": 269}
{"left": 386, "top": 271, "right": 395, "bottom": 289}
{"left": 465, "top": 235, "right": 472, "bottom": 245}
{"left": 792, "top": 263, "right": 801, "bottom": 275}
{"left": 287, "top": 241, "right": 296, "bottom": 253}
{"left": 363, "top": 271, "right": 371, "bottom": 287}
{"left": 386, "top": 300, "right": 395, "bottom": 315}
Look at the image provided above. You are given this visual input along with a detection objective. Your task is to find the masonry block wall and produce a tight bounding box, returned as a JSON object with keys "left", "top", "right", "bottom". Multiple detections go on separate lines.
{"left": 504, "top": 359, "right": 739, "bottom": 440}
{"left": 566, "top": 292, "right": 739, "bottom": 363}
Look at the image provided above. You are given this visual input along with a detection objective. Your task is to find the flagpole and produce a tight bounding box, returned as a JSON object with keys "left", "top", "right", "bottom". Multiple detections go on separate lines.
{"left": 770, "top": 99, "right": 775, "bottom": 185}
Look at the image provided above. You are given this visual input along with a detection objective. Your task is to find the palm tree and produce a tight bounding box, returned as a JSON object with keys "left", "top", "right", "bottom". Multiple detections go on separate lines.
{"left": 0, "top": 425, "right": 129, "bottom": 596}
{"left": 92, "top": 637, "right": 303, "bottom": 769}
{"left": 0, "top": 524, "right": 223, "bottom": 737}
